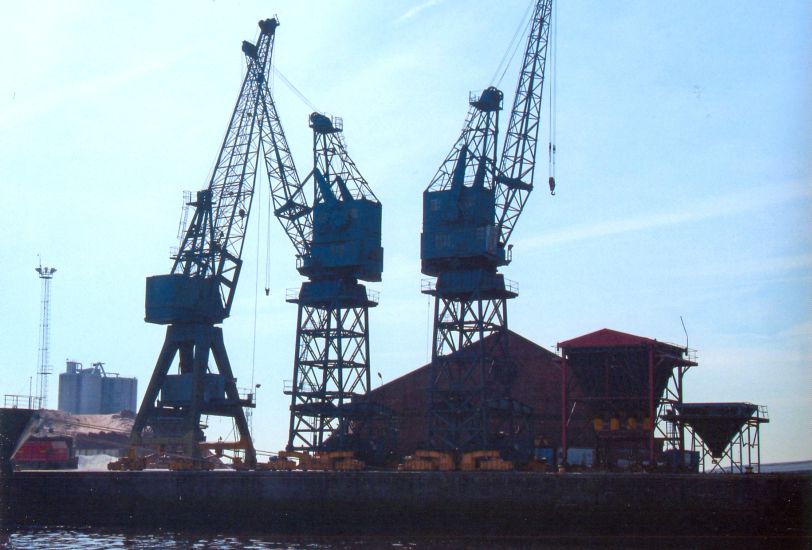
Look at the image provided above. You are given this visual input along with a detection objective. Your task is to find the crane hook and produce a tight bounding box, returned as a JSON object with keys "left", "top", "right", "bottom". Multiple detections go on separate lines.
{"left": 548, "top": 142, "right": 556, "bottom": 195}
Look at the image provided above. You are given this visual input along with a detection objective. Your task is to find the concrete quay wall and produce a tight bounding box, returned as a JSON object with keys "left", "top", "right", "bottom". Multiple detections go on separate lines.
{"left": 4, "top": 470, "right": 810, "bottom": 537}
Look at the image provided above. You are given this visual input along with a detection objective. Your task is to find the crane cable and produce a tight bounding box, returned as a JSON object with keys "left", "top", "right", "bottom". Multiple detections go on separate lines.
{"left": 273, "top": 67, "right": 320, "bottom": 114}
{"left": 547, "top": 0, "right": 558, "bottom": 195}
{"left": 265, "top": 193, "right": 272, "bottom": 295}
{"left": 265, "top": 63, "right": 275, "bottom": 297}
{"left": 250, "top": 152, "right": 264, "bottom": 410}
{"left": 492, "top": 2, "right": 534, "bottom": 87}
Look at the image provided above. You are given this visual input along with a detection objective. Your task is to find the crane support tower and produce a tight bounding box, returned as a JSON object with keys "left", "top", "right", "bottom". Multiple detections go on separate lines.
{"left": 254, "top": 51, "right": 382, "bottom": 452}
{"left": 421, "top": 0, "right": 553, "bottom": 453}
{"left": 130, "top": 18, "right": 281, "bottom": 467}
{"left": 284, "top": 114, "right": 382, "bottom": 452}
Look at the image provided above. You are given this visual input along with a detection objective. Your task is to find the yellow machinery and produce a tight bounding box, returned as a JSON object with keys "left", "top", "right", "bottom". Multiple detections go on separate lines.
{"left": 260, "top": 450, "right": 365, "bottom": 471}
{"left": 459, "top": 450, "right": 513, "bottom": 471}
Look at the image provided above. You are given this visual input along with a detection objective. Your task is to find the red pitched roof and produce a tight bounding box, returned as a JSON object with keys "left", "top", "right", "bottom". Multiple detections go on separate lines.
{"left": 557, "top": 328, "right": 658, "bottom": 349}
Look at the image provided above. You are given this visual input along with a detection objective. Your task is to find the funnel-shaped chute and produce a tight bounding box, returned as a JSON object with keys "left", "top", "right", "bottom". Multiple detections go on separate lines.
{"left": 674, "top": 403, "right": 758, "bottom": 458}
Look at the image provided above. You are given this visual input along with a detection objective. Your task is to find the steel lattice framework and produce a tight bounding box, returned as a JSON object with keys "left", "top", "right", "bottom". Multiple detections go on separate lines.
{"left": 253, "top": 36, "right": 382, "bottom": 452}
{"left": 426, "top": 89, "right": 502, "bottom": 194}
{"left": 428, "top": 296, "right": 515, "bottom": 450}
{"left": 421, "top": 0, "right": 553, "bottom": 454}
{"left": 281, "top": 114, "right": 380, "bottom": 452}
{"left": 286, "top": 299, "right": 372, "bottom": 450}
{"left": 130, "top": 19, "right": 279, "bottom": 467}
{"left": 35, "top": 265, "right": 56, "bottom": 410}
{"left": 258, "top": 76, "right": 312, "bottom": 260}
{"left": 496, "top": 0, "right": 553, "bottom": 247}
{"left": 311, "top": 116, "right": 377, "bottom": 204}
{"left": 171, "top": 26, "right": 276, "bottom": 315}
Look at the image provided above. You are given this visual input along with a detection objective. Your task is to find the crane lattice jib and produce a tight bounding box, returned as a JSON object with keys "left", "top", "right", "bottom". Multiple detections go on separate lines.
{"left": 172, "top": 19, "right": 278, "bottom": 313}
{"left": 495, "top": 0, "right": 552, "bottom": 247}
{"left": 257, "top": 80, "right": 312, "bottom": 258}
{"left": 425, "top": 94, "right": 501, "bottom": 194}
{"left": 313, "top": 124, "right": 378, "bottom": 205}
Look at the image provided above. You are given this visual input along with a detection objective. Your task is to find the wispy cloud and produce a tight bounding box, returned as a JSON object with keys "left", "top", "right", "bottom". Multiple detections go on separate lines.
{"left": 0, "top": 50, "right": 193, "bottom": 131}
{"left": 396, "top": 0, "right": 441, "bottom": 23}
{"left": 515, "top": 181, "right": 811, "bottom": 250}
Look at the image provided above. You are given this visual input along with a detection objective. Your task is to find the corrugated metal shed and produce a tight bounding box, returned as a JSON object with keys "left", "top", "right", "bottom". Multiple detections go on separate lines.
{"left": 364, "top": 330, "right": 592, "bottom": 458}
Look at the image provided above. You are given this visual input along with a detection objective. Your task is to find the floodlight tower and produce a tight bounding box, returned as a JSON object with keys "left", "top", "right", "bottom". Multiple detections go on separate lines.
{"left": 35, "top": 263, "right": 57, "bottom": 410}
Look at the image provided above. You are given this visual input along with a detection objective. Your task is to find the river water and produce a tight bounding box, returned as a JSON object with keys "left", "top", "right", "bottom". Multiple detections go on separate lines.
{"left": 2, "top": 528, "right": 794, "bottom": 549}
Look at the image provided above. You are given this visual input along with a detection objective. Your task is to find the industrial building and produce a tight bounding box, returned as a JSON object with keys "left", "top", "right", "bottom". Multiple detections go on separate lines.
{"left": 361, "top": 327, "right": 768, "bottom": 473}
{"left": 366, "top": 331, "right": 579, "bottom": 463}
{"left": 58, "top": 361, "right": 137, "bottom": 415}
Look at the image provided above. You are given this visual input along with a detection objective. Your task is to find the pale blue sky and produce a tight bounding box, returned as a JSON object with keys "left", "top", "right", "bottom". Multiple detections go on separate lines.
{"left": 1, "top": 1, "right": 809, "bottom": 462}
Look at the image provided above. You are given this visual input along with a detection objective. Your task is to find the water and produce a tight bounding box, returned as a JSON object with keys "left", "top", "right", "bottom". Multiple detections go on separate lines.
{"left": 0, "top": 529, "right": 566, "bottom": 549}
{"left": 2, "top": 528, "right": 801, "bottom": 549}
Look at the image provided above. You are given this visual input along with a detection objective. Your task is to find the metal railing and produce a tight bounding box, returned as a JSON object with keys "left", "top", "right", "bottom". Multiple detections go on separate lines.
{"left": 285, "top": 288, "right": 300, "bottom": 301}
{"left": 283, "top": 380, "right": 318, "bottom": 395}
{"left": 309, "top": 113, "right": 343, "bottom": 132}
{"left": 3, "top": 394, "right": 42, "bottom": 409}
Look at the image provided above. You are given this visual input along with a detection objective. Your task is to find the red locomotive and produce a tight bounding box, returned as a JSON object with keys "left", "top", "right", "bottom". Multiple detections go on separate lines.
{"left": 14, "top": 436, "right": 79, "bottom": 470}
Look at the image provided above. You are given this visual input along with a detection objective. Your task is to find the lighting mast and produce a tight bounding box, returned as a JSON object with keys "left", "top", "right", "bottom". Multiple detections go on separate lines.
{"left": 35, "top": 262, "right": 56, "bottom": 410}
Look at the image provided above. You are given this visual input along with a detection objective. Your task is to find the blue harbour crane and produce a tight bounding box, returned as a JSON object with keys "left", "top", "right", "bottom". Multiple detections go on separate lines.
{"left": 255, "top": 75, "right": 382, "bottom": 453}
{"left": 421, "top": 0, "right": 554, "bottom": 453}
{"left": 130, "top": 18, "right": 281, "bottom": 467}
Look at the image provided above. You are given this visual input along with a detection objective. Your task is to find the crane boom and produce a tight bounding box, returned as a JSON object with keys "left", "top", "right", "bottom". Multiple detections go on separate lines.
{"left": 166, "top": 18, "right": 278, "bottom": 319}
{"left": 495, "top": 0, "right": 553, "bottom": 247}
{"left": 256, "top": 82, "right": 381, "bottom": 282}
{"left": 257, "top": 65, "right": 312, "bottom": 260}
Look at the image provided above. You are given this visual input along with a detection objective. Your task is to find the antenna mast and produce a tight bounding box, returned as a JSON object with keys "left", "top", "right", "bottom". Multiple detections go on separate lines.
{"left": 35, "top": 262, "right": 56, "bottom": 409}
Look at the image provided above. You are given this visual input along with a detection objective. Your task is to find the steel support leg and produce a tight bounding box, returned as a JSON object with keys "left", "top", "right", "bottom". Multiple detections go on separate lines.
{"left": 286, "top": 302, "right": 371, "bottom": 452}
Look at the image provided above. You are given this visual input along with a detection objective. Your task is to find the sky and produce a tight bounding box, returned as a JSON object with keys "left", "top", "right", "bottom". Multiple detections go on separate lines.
{"left": 0, "top": 0, "right": 809, "bottom": 463}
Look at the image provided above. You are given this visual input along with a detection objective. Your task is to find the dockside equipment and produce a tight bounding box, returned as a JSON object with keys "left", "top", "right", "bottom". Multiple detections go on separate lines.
{"left": 254, "top": 39, "right": 383, "bottom": 453}
{"left": 130, "top": 19, "right": 282, "bottom": 467}
{"left": 421, "top": 0, "right": 554, "bottom": 453}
